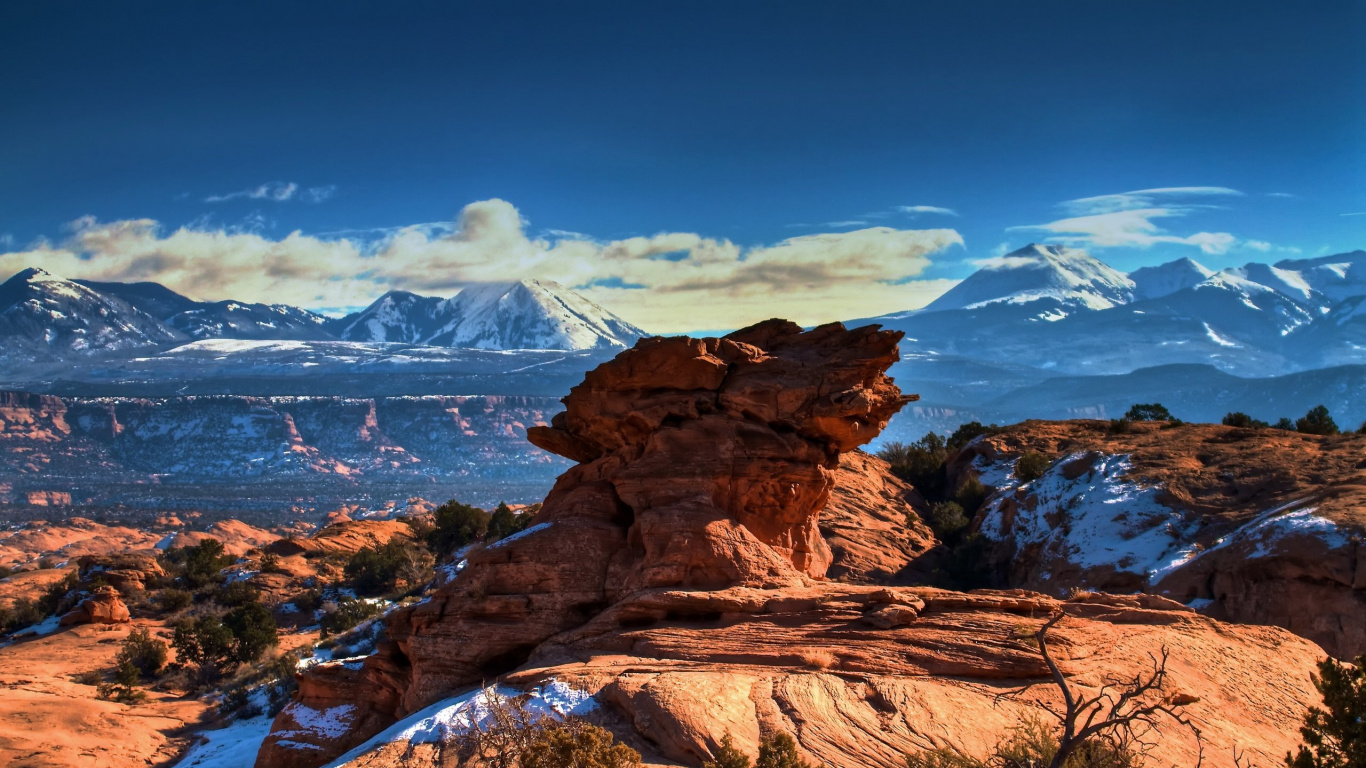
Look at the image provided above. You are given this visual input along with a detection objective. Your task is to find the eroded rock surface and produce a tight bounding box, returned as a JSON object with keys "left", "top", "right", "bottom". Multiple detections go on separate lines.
{"left": 257, "top": 320, "right": 913, "bottom": 767}
{"left": 955, "top": 419, "right": 1366, "bottom": 657}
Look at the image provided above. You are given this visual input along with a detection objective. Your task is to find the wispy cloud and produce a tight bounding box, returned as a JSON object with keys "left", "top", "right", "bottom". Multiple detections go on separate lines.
{"left": 1342, "top": 212, "right": 1366, "bottom": 217}
{"left": 205, "top": 181, "right": 335, "bottom": 204}
{"left": 1265, "top": 192, "right": 1297, "bottom": 199}
{"left": 1, "top": 199, "right": 964, "bottom": 332}
{"left": 898, "top": 205, "right": 957, "bottom": 216}
{"left": 1013, "top": 186, "right": 1263, "bottom": 256}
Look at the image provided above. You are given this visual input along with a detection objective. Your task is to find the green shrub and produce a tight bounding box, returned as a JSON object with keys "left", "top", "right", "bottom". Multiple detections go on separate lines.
{"left": 160, "top": 538, "right": 234, "bottom": 588}
{"left": 756, "top": 732, "right": 817, "bottom": 768}
{"left": 0, "top": 598, "right": 45, "bottom": 634}
{"left": 319, "top": 596, "right": 383, "bottom": 637}
{"left": 37, "top": 570, "right": 79, "bottom": 616}
{"left": 704, "top": 734, "right": 753, "bottom": 768}
{"left": 172, "top": 615, "right": 235, "bottom": 682}
{"left": 1107, "top": 418, "right": 1131, "bottom": 435}
{"left": 157, "top": 588, "right": 194, "bottom": 613}
{"left": 1222, "top": 412, "right": 1269, "bottom": 428}
{"left": 926, "top": 501, "right": 969, "bottom": 542}
{"left": 1275, "top": 417, "right": 1297, "bottom": 430}
{"left": 213, "top": 580, "right": 259, "bottom": 607}
{"left": 259, "top": 552, "right": 288, "bottom": 574}
{"left": 879, "top": 433, "right": 950, "bottom": 498}
{"left": 223, "top": 602, "right": 279, "bottom": 665}
{"left": 427, "top": 500, "right": 491, "bottom": 556}
{"left": 291, "top": 588, "right": 323, "bottom": 614}
{"left": 1296, "top": 405, "right": 1340, "bottom": 436}
{"left": 947, "top": 421, "right": 1004, "bottom": 450}
{"left": 344, "top": 540, "right": 434, "bottom": 596}
{"left": 904, "top": 716, "right": 1136, "bottom": 768}
{"left": 117, "top": 627, "right": 168, "bottom": 677}
{"left": 522, "top": 723, "right": 643, "bottom": 768}
{"left": 1124, "top": 403, "right": 1172, "bottom": 422}
{"left": 954, "top": 477, "right": 990, "bottom": 517}
{"left": 1286, "top": 654, "right": 1366, "bottom": 768}
{"left": 487, "top": 502, "right": 531, "bottom": 542}
{"left": 97, "top": 657, "right": 148, "bottom": 704}
{"left": 1015, "top": 452, "right": 1050, "bottom": 482}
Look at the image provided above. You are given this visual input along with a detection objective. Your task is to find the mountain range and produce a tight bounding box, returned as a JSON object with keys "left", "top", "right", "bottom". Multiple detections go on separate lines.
{"left": 0, "top": 268, "right": 645, "bottom": 366}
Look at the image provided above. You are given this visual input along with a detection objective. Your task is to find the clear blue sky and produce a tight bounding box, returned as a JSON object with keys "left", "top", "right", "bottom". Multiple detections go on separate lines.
{"left": 1, "top": 1, "right": 1363, "bottom": 327}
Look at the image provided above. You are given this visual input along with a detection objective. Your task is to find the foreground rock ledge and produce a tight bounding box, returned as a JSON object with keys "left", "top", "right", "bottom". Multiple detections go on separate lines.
{"left": 256, "top": 321, "right": 1322, "bottom": 768}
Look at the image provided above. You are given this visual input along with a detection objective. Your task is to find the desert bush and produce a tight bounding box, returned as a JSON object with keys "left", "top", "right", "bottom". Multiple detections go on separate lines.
{"left": 0, "top": 598, "right": 45, "bottom": 633}
{"left": 941, "top": 533, "right": 997, "bottom": 591}
{"left": 1275, "top": 417, "right": 1297, "bottom": 430}
{"left": 1223, "top": 412, "right": 1269, "bottom": 428}
{"left": 319, "top": 596, "right": 382, "bottom": 637}
{"left": 488, "top": 502, "right": 531, "bottom": 542}
{"left": 118, "top": 627, "right": 168, "bottom": 677}
{"left": 427, "top": 500, "right": 491, "bottom": 557}
{"left": 38, "top": 570, "right": 79, "bottom": 616}
{"left": 223, "top": 601, "right": 279, "bottom": 665}
{"left": 97, "top": 657, "right": 148, "bottom": 704}
{"left": 258, "top": 552, "right": 288, "bottom": 574}
{"left": 452, "top": 688, "right": 641, "bottom": 768}
{"left": 291, "top": 588, "right": 323, "bottom": 614}
{"left": 1015, "top": 451, "right": 1050, "bottom": 483}
{"left": 71, "top": 669, "right": 102, "bottom": 686}
{"left": 214, "top": 580, "right": 259, "bottom": 607}
{"left": 701, "top": 732, "right": 818, "bottom": 768}
{"left": 927, "top": 501, "right": 970, "bottom": 541}
{"left": 172, "top": 615, "right": 235, "bottom": 683}
{"left": 1107, "top": 418, "right": 1131, "bottom": 435}
{"left": 879, "top": 433, "right": 950, "bottom": 498}
{"left": 905, "top": 717, "right": 1136, "bottom": 768}
{"left": 160, "top": 538, "right": 234, "bottom": 588}
{"left": 954, "top": 477, "right": 990, "bottom": 517}
{"left": 1124, "top": 403, "right": 1172, "bottom": 422}
{"left": 0, "top": 565, "right": 11, "bottom": 580}
{"left": 1296, "top": 405, "right": 1340, "bottom": 436}
{"left": 704, "top": 734, "right": 753, "bottom": 768}
{"left": 948, "top": 421, "right": 1005, "bottom": 450}
{"left": 1286, "top": 654, "right": 1366, "bottom": 768}
{"left": 344, "top": 540, "right": 434, "bottom": 596}
{"left": 157, "top": 587, "right": 194, "bottom": 613}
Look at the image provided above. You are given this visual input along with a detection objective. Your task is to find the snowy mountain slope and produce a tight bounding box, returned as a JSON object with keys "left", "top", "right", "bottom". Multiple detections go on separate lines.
{"left": 80, "top": 278, "right": 331, "bottom": 340}
{"left": 1128, "top": 257, "right": 1214, "bottom": 301}
{"left": 1272, "top": 250, "right": 1366, "bottom": 303}
{"left": 0, "top": 268, "right": 183, "bottom": 362}
{"left": 424, "top": 280, "right": 645, "bottom": 350}
{"left": 924, "top": 244, "right": 1135, "bottom": 314}
{"left": 327, "top": 290, "right": 448, "bottom": 343}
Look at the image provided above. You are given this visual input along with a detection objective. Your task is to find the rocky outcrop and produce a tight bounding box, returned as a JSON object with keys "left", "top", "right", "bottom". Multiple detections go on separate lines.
{"left": 76, "top": 554, "right": 165, "bottom": 593}
{"left": 256, "top": 320, "right": 915, "bottom": 767}
{"left": 58, "top": 586, "right": 131, "bottom": 626}
{"left": 820, "top": 451, "right": 938, "bottom": 583}
{"left": 955, "top": 419, "right": 1366, "bottom": 657}
{"left": 264, "top": 519, "right": 416, "bottom": 558}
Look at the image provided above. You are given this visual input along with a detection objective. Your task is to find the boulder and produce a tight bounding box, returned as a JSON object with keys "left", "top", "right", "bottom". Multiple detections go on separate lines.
{"left": 58, "top": 586, "right": 130, "bottom": 626}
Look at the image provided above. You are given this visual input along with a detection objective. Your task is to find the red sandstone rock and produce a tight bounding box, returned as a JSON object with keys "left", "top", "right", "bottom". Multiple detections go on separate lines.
{"left": 58, "top": 586, "right": 131, "bottom": 626}
{"left": 256, "top": 319, "right": 914, "bottom": 767}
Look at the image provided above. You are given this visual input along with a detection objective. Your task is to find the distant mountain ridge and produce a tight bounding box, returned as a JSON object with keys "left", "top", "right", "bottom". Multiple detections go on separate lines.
{"left": 0, "top": 268, "right": 647, "bottom": 363}
{"left": 859, "top": 244, "right": 1366, "bottom": 377}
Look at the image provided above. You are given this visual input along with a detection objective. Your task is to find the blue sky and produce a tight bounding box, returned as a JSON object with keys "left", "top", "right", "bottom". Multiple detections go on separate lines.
{"left": 1, "top": 1, "right": 1363, "bottom": 330}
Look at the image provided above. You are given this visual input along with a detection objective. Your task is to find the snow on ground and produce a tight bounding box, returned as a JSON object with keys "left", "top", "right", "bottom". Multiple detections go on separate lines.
{"left": 487, "top": 522, "right": 552, "bottom": 549}
{"left": 322, "top": 680, "right": 598, "bottom": 767}
{"left": 174, "top": 715, "right": 275, "bottom": 768}
{"left": 978, "top": 452, "right": 1196, "bottom": 583}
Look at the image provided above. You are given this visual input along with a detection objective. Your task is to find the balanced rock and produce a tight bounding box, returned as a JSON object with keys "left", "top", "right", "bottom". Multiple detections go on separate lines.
{"left": 256, "top": 319, "right": 914, "bottom": 767}
{"left": 58, "top": 585, "right": 130, "bottom": 626}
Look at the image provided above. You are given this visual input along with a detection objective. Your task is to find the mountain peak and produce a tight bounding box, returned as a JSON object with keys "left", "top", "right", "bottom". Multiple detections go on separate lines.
{"left": 925, "top": 244, "right": 1133, "bottom": 313}
{"left": 1129, "top": 257, "right": 1215, "bottom": 301}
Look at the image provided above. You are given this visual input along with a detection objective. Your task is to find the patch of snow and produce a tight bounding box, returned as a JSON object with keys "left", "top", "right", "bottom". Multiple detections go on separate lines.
{"left": 174, "top": 715, "right": 274, "bottom": 768}
{"left": 154, "top": 533, "right": 177, "bottom": 550}
{"left": 487, "top": 522, "right": 552, "bottom": 549}
{"left": 1202, "top": 322, "right": 1239, "bottom": 348}
{"left": 1186, "top": 597, "right": 1214, "bottom": 611}
{"left": 322, "top": 680, "right": 598, "bottom": 767}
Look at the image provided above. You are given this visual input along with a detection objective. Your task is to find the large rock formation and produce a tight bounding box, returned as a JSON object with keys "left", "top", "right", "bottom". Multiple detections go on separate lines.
{"left": 953, "top": 419, "right": 1366, "bottom": 657}
{"left": 256, "top": 320, "right": 914, "bottom": 767}
{"left": 58, "top": 585, "right": 131, "bottom": 626}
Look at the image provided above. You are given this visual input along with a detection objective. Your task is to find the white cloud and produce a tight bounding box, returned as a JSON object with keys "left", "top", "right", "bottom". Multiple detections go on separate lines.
{"left": 1342, "top": 212, "right": 1366, "bottom": 217}
{"left": 205, "top": 181, "right": 335, "bottom": 203}
{"left": 0, "top": 199, "right": 964, "bottom": 332}
{"left": 972, "top": 255, "right": 1041, "bottom": 270}
{"left": 1265, "top": 192, "right": 1297, "bottom": 199}
{"left": 898, "top": 205, "right": 957, "bottom": 216}
{"left": 1013, "top": 186, "right": 1268, "bottom": 256}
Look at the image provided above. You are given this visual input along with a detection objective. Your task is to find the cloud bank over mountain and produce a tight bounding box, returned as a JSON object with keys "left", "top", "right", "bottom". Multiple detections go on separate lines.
{"left": 0, "top": 199, "right": 963, "bottom": 332}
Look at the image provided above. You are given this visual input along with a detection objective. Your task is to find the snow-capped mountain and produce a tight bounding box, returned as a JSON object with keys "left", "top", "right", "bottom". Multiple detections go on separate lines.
{"left": 81, "top": 279, "right": 331, "bottom": 341}
{"left": 424, "top": 280, "right": 645, "bottom": 350}
{"left": 924, "top": 244, "right": 1135, "bottom": 314}
{"left": 1270, "top": 250, "right": 1366, "bottom": 303}
{"left": 1128, "top": 257, "right": 1213, "bottom": 301}
{"left": 0, "top": 268, "right": 182, "bottom": 362}
{"left": 330, "top": 280, "right": 646, "bottom": 350}
{"left": 327, "top": 290, "right": 447, "bottom": 343}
